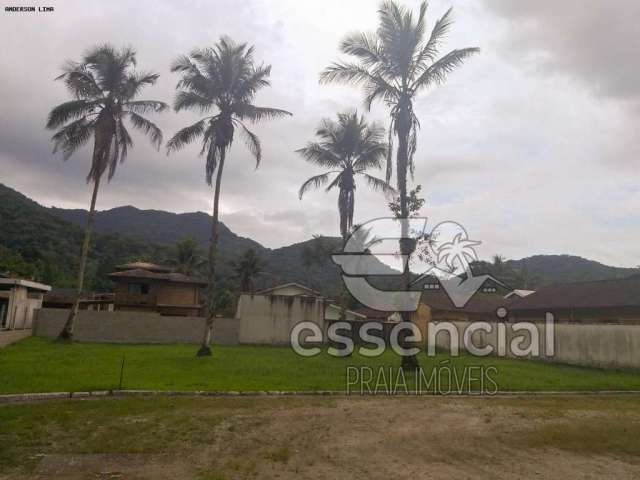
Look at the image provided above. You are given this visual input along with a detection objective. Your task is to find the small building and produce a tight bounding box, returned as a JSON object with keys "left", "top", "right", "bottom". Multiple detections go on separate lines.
{"left": 508, "top": 277, "right": 640, "bottom": 324}
{"left": 108, "top": 262, "right": 206, "bottom": 316}
{"left": 256, "top": 282, "right": 322, "bottom": 297}
{"left": 0, "top": 276, "right": 51, "bottom": 331}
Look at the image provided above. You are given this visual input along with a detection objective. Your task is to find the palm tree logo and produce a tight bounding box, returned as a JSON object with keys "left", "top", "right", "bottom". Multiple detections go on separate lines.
{"left": 436, "top": 233, "right": 480, "bottom": 277}
{"left": 425, "top": 223, "right": 501, "bottom": 308}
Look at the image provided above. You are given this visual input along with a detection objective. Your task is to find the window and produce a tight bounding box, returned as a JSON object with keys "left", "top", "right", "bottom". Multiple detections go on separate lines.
{"left": 482, "top": 287, "right": 497, "bottom": 293}
{"left": 424, "top": 283, "right": 440, "bottom": 290}
{"left": 128, "top": 283, "right": 150, "bottom": 295}
{"left": 0, "top": 299, "right": 8, "bottom": 329}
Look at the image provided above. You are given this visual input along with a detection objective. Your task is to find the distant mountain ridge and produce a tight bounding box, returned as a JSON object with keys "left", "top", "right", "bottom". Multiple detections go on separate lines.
{"left": 51, "top": 205, "right": 264, "bottom": 257}
{"left": 1, "top": 183, "right": 638, "bottom": 293}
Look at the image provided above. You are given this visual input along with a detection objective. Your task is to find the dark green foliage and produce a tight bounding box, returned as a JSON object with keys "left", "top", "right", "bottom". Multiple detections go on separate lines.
{"left": 0, "top": 184, "right": 168, "bottom": 290}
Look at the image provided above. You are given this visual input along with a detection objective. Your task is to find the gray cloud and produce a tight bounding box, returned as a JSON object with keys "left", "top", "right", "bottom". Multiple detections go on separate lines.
{"left": 484, "top": 0, "right": 640, "bottom": 104}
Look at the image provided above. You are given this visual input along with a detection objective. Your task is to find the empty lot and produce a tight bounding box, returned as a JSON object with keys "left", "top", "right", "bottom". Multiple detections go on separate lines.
{"left": 1, "top": 395, "right": 639, "bottom": 479}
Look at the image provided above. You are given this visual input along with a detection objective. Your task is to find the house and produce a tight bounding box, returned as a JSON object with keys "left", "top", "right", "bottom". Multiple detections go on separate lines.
{"left": 43, "top": 288, "right": 115, "bottom": 311}
{"left": 256, "top": 282, "right": 365, "bottom": 321}
{"left": 0, "top": 276, "right": 51, "bottom": 331}
{"left": 508, "top": 276, "right": 640, "bottom": 324}
{"left": 256, "top": 282, "right": 322, "bottom": 297}
{"left": 235, "top": 282, "right": 366, "bottom": 344}
{"left": 108, "top": 262, "right": 206, "bottom": 316}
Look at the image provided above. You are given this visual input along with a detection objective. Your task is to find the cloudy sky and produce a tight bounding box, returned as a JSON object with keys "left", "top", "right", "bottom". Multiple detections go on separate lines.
{"left": 1, "top": 0, "right": 639, "bottom": 267}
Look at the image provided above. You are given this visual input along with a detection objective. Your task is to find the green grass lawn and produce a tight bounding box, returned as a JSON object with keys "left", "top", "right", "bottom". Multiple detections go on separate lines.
{"left": 1, "top": 337, "right": 639, "bottom": 394}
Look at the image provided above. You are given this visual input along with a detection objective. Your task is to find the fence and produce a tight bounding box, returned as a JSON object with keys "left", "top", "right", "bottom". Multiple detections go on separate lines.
{"left": 431, "top": 321, "right": 640, "bottom": 369}
{"left": 34, "top": 309, "right": 238, "bottom": 345}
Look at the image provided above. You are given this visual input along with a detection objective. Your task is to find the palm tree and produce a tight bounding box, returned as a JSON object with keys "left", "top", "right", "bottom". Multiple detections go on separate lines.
{"left": 46, "top": 44, "right": 167, "bottom": 340}
{"left": 167, "top": 37, "right": 291, "bottom": 356}
{"left": 173, "top": 237, "right": 204, "bottom": 276}
{"left": 298, "top": 111, "right": 392, "bottom": 241}
{"left": 321, "top": 1, "right": 478, "bottom": 370}
{"left": 230, "top": 248, "right": 265, "bottom": 293}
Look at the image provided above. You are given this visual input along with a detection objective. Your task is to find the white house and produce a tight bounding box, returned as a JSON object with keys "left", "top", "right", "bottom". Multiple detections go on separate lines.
{"left": 0, "top": 277, "right": 51, "bottom": 332}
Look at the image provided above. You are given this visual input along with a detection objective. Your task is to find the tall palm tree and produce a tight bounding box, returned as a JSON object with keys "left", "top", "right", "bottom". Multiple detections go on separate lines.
{"left": 321, "top": 1, "right": 478, "bottom": 370}
{"left": 298, "top": 111, "right": 392, "bottom": 241}
{"left": 167, "top": 37, "right": 291, "bottom": 356}
{"left": 46, "top": 44, "right": 167, "bottom": 340}
{"left": 230, "top": 248, "right": 265, "bottom": 293}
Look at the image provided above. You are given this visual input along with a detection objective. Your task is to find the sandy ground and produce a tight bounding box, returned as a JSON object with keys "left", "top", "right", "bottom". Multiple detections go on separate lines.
{"left": 2, "top": 395, "right": 640, "bottom": 479}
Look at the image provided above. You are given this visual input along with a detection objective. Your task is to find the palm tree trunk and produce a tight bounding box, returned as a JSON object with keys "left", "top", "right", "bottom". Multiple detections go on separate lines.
{"left": 58, "top": 176, "right": 101, "bottom": 340}
{"left": 396, "top": 106, "right": 420, "bottom": 371}
{"left": 197, "top": 150, "right": 226, "bottom": 357}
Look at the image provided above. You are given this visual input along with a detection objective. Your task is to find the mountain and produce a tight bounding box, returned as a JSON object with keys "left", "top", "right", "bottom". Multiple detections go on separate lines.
{"left": 51, "top": 206, "right": 265, "bottom": 260}
{"left": 0, "top": 183, "right": 359, "bottom": 295}
{"left": 1, "top": 183, "right": 638, "bottom": 294}
{"left": 506, "top": 255, "right": 638, "bottom": 286}
{"left": 0, "top": 184, "right": 168, "bottom": 290}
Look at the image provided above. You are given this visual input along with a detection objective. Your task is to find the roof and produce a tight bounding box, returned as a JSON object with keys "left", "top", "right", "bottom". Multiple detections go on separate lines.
{"left": 509, "top": 277, "right": 640, "bottom": 310}
{"left": 0, "top": 278, "right": 51, "bottom": 292}
{"left": 108, "top": 269, "right": 206, "bottom": 285}
{"left": 420, "top": 291, "right": 508, "bottom": 314}
{"left": 504, "top": 289, "right": 535, "bottom": 299}
{"left": 256, "top": 282, "right": 322, "bottom": 297}
{"left": 327, "top": 304, "right": 367, "bottom": 320}
{"left": 354, "top": 306, "right": 397, "bottom": 319}
{"left": 115, "top": 262, "right": 173, "bottom": 273}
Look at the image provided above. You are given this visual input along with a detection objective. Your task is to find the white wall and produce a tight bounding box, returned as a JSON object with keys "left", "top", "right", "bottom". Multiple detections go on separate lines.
{"left": 431, "top": 321, "right": 640, "bottom": 369}
{"left": 236, "top": 294, "right": 325, "bottom": 345}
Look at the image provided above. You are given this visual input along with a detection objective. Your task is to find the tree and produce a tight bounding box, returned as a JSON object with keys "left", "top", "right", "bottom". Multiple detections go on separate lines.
{"left": 298, "top": 111, "right": 393, "bottom": 240}
{"left": 172, "top": 237, "right": 204, "bottom": 276}
{"left": 47, "top": 44, "right": 167, "bottom": 340}
{"left": 230, "top": 248, "right": 265, "bottom": 293}
{"left": 167, "top": 37, "right": 291, "bottom": 356}
{"left": 321, "top": 1, "right": 478, "bottom": 370}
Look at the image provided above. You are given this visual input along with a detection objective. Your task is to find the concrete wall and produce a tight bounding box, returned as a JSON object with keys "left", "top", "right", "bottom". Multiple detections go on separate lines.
{"left": 236, "top": 294, "right": 325, "bottom": 345}
{"left": 34, "top": 308, "right": 238, "bottom": 345}
{"left": 0, "top": 329, "right": 32, "bottom": 348}
{"left": 430, "top": 320, "right": 640, "bottom": 369}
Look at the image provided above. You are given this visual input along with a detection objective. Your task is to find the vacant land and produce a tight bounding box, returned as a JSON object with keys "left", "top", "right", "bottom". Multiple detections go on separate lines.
{"left": 2, "top": 337, "right": 640, "bottom": 394}
{"left": 1, "top": 395, "right": 639, "bottom": 479}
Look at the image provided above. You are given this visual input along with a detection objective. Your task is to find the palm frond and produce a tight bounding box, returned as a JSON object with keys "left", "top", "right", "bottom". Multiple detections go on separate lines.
{"left": 126, "top": 112, "right": 162, "bottom": 149}
{"left": 295, "top": 143, "right": 342, "bottom": 168}
{"left": 124, "top": 100, "right": 168, "bottom": 114}
{"left": 360, "top": 173, "right": 396, "bottom": 195}
{"left": 51, "top": 118, "right": 95, "bottom": 160}
{"left": 411, "top": 47, "right": 479, "bottom": 91}
{"left": 298, "top": 172, "right": 336, "bottom": 199}
{"left": 173, "top": 91, "right": 213, "bottom": 113}
{"left": 413, "top": 7, "right": 453, "bottom": 70}
{"left": 56, "top": 63, "right": 103, "bottom": 99}
{"left": 46, "top": 99, "right": 100, "bottom": 129}
{"left": 233, "top": 104, "right": 292, "bottom": 122}
{"left": 166, "top": 119, "right": 207, "bottom": 153}
{"left": 339, "top": 32, "right": 387, "bottom": 70}
{"left": 320, "top": 61, "right": 396, "bottom": 92}
{"left": 236, "top": 121, "right": 262, "bottom": 168}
